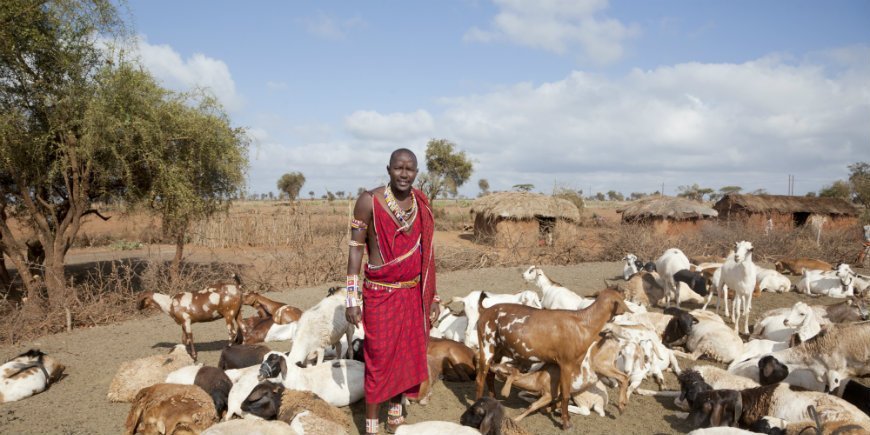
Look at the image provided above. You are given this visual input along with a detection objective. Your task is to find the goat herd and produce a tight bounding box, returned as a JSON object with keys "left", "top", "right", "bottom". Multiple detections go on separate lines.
{"left": 2, "top": 241, "right": 870, "bottom": 434}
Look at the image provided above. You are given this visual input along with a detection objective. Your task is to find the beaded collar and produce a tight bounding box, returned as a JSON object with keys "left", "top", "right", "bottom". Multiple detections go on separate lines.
{"left": 384, "top": 184, "right": 417, "bottom": 232}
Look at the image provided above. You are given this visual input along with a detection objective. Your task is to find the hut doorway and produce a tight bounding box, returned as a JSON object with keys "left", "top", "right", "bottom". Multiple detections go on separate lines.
{"left": 537, "top": 216, "right": 555, "bottom": 246}
{"left": 793, "top": 212, "right": 810, "bottom": 226}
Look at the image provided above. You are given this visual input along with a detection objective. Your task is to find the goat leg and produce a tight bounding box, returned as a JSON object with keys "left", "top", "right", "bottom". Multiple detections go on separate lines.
{"left": 182, "top": 323, "right": 197, "bottom": 361}
{"left": 513, "top": 392, "right": 553, "bottom": 422}
{"left": 558, "top": 366, "right": 574, "bottom": 430}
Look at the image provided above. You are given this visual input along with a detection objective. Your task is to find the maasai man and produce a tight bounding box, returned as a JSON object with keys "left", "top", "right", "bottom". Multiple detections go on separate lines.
{"left": 345, "top": 148, "right": 440, "bottom": 434}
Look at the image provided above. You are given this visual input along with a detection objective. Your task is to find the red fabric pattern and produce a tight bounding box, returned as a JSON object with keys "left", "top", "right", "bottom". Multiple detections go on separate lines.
{"left": 361, "top": 189, "right": 436, "bottom": 404}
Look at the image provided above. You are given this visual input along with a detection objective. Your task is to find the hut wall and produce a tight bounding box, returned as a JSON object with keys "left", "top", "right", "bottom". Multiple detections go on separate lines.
{"left": 721, "top": 210, "right": 857, "bottom": 231}
{"left": 827, "top": 215, "right": 859, "bottom": 230}
{"left": 494, "top": 219, "right": 540, "bottom": 248}
{"left": 473, "top": 214, "right": 497, "bottom": 243}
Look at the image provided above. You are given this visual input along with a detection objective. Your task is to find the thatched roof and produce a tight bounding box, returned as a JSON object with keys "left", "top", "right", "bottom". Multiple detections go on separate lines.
{"left": 618, "top": 196, "right": 718, "bottom": 222}
{"left": 471, "top": 192, "right": 580, "bottom": 221}
{"left": 714, "top": 194, "right": 858, "bottom": 216}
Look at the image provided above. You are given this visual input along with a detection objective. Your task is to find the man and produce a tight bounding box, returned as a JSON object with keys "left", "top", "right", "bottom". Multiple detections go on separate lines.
{"left": 345, "top": 148, "right": 440, "bottom": 434}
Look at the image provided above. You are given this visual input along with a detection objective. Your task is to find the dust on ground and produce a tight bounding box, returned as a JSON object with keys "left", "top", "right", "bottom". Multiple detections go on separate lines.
{"left": 0, "top": 262, "right": 850, "bottom": 435}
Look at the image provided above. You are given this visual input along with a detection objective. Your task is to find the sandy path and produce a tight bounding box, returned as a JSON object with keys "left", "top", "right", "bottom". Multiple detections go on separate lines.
{"left": 0, "top": 262, "right": 846, "bottom": 434}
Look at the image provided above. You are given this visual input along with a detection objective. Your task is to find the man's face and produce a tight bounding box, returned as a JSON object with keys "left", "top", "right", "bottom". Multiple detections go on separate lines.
{"left": 387, "top": 152, "right": 418, "bottom": 193}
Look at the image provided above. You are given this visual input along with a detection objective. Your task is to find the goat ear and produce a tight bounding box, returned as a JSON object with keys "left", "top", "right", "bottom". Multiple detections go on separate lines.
{"left": 279, "top": 357, "right": 288, "bottom": 379}
{"left": 478, "top": 410, "right": 496, "bottom": 435}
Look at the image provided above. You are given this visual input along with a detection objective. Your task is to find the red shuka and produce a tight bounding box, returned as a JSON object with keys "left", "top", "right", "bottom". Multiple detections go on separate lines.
{"left": 362, "top": 188, "right": 436, "bottom": 404}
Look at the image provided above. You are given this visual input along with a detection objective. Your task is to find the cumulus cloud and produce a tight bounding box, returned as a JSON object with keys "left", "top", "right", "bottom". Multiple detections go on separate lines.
{"left": 133, "top": 35, "right": 243, "bottom": 111}
{"left": 465, "top": 0, "right": 638, "bottom": 64}
{"left": 302, "top": 13, "right": 366, "bottom": 40}
{"left": 344, "top": 110, "right": 435, "bottom": 142}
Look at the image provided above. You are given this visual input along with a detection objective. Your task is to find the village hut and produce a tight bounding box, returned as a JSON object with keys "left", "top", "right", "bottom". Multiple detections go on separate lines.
{"left": 471, "top": 192, "right": 580, "bottom": 247}
{"left": 617, "top": 196, "right": 718, "bottom": 234}
{"left": 713, "top": 193, "right": 859, "bottom": 230}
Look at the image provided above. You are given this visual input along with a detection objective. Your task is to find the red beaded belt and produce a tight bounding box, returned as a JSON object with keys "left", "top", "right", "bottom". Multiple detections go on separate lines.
{"left": 364, "top": 276, "right": 420, "bottom": 291}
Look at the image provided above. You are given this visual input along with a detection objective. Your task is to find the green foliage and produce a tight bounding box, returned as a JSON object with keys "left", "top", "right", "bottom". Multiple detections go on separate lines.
{"left": 720, "top": 185, "right": 742, "bottom": 194}
{"left": 554, "top": 188, "right": 585, "bottom": 212}
{"left": 677, "top": 183, "right": 714, "bottom": 201}
{"left": 819, "top": 180, "right": 851, "bottom": 201}
{"left": 419, "top": 138, "right": 473, "bottom": 200}
{"left": 606, "top": 190, "right": 625, "bottom": 201}
{"left": 629, "top": 192, "right": 648, "bottom": 200}
{"left": 848, "top": 162, "right": 870, "bottom": 207}
{"left": 805, "top": 191, "right": 817, "bottom": 197}
{"left": 513, "top": 184, "right": 534, "bottom": 192}
{"left": 478, "top": 179, "right": 490, "bottom": 196}
{"left": 750, "top": 188, "right": 768, "bottom": 195}
{"left": 277, "top": 172, "right": 305, "bottom": 201}
{"left": 595, "top": 192, "right": 606, "bottom": 201}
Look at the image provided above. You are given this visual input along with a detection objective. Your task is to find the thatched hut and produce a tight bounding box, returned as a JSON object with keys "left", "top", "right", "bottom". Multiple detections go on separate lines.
{"left": 617, "top": 196, "right": 718, "bottom": 234}
{"left": 471, "top": 192, "right": 580, "bottom": 247}
{"left": 713, "top": 193, "right": 858, "bottom": 230}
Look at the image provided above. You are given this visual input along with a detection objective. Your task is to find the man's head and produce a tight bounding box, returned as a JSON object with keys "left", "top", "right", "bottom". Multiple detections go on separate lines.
{"left": 387, "top": 148, "right": 418, "bottom": 194}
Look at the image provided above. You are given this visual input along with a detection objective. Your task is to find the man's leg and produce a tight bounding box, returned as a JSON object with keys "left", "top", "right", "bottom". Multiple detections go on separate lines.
{"left": 386, "top": 394, "right": 405, "bottom": 433}
{"left": 365, "top": 402, "right": 381, "bottom": 434}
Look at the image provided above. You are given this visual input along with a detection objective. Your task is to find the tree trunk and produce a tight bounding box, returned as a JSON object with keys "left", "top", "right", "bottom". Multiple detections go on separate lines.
{"left": 171, "top": 230, "right": 185, "bottom": 283}
{"left": 43, "top": 254, "right": 67, "bottom": 303}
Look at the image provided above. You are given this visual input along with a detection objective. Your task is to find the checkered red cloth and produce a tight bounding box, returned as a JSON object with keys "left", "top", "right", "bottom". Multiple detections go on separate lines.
{"left": 361, "top": 188, "right": 436, "bottom": 404}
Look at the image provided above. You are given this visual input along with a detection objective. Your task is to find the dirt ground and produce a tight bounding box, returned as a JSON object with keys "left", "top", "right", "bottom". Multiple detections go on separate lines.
{"left": 0, "top": 261, "right": 856, "bottom": 435}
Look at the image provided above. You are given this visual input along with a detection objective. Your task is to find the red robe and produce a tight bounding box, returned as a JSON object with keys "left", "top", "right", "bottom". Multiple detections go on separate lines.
{"left": 362, "top": 188, "right": 436, "bottom": 404}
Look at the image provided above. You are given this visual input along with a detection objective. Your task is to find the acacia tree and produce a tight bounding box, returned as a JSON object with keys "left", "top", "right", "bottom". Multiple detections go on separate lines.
{"left": 819, "top": 180, "right": 851, "bottom": 201}
{"left": 478, "top": 179, "right": 490, "bottom": 197}
{"left": 417, "top": 138, "right": 473, "bottom": 200}
{"left": 277, "top": 172, "right": 305, "bottom": 201}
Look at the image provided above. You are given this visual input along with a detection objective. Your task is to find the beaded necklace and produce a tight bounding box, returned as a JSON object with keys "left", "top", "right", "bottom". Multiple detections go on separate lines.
{"left": 384, "top": 184, "right": 417, "bottom": 232}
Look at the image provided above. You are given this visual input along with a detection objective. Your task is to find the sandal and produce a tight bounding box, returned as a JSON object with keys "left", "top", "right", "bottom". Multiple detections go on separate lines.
{"left": 385, "top": 415, "right": 405, "bottom": 434}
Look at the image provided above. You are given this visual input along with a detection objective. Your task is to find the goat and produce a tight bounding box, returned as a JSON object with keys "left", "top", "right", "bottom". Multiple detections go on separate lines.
{"left": 429, "top": 307, "right": 469, "bottom": 342}
{"left": 474, "top": 289, "right": 629, "bottom": 429}
{"left": 137, "top": 275, "right": 245, "bottom": 360}
{"left": 664, "top": 309, "right": 744, "bottom": 364}
{"left": 284, "top": 287, "right": 355, "bottom": 366}
{"left": 240, "top": 381, "right": 350, "bottom": 431}
{"left": 460, "top": 397, "right": 533, "bottom": 435}
{"left": 394, "top": 422, "right": 481, "bottom": 435}
{"left": 656, "top": 248, "right": 706, "bottom": 308}
{"left": 242, "top": 292, "right": 303, "bottom": 325}
{"left": 0, "top": 349, "right": 65, "bottom": 403}
{"left": 688, "top": 388, "right": 744, "bottom": 428}
{"left": 603, "top": 319, "right": 681, "bottom": 394}
{"left": 258, "top": 353, "right": 364, "bottom": 407}
{"left": 775, "top": 258, "right": 834, "bottom": 275}
{"left": 623, "top": 253, "right": 641, "bottom": 280}
{"left": 202, "top": 419, "right": 297, "bottom": 434}
{"left": 164, "top": 364, "right": 233, "bottom": 418}
{"left": 756, "top": 267, "right": 792, "bottom": 293}
{"left": 522, "top": 265, "right": 593, "bottom": 310}
{"left": 797, "top": 264, "right": 856, "bottom": 298}
{"left": 217, "top": 344, "right": 272, "bottom": 370}
{"left": 605, "top": 271, "right": 664, "bottom": 307}
{"left": 107, "top": 344, "right": 195, "bottom": 403}
{"left": 414, "top": 337, "right": 478, "bottom": 405}
{"left": 450, "top": 288, "right": 542, "bottom": 349}
{"left": 675, "top": 367, "right": 758, "bottom": 410}
{"left": 718, "top": 241, "right": 757, "bottom": 334}
{"left": 124, "top": 383, "right": 217, "bottom": 435}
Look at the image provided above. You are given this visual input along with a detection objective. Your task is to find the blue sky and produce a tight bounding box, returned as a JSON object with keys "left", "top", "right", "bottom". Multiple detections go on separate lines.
{"left": 126, "top": 0, "right": 870, "bottom": 198}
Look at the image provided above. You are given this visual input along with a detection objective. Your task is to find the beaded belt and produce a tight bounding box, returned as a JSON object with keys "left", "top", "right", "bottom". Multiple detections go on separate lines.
{"left": 364, "top": 276, "right": 420, "bottom": 291}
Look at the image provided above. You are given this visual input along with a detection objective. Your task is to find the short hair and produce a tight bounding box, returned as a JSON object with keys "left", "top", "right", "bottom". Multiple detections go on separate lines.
{"left": 389, "top": 148, "right": 417, "bottom": 167}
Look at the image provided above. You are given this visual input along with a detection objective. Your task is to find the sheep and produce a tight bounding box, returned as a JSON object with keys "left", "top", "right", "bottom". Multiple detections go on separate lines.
{"left": 394, "top": 421, "right": 481, "bottom": 435}
{"left": 663, "top": 309, "right": 744, "bottom": 364}
{"left": 674, "top": 269, "right": 710, "bottom": 299}
{"left": 124, "top": 383, "right": 217, "bottom": 435}
{"left": 718, "top": 241, "right": 757, "bottom": 334}
{"left": 623, "top": 253, "right": 641, "bottom": 280}
{"left": 655, "top": 248, "right": 706, "bottom": 308}
{"left": 258, "top": 353, "right": 364, "bottom": 407}
{"left": 751, "top": 411, "right": 867, "bottom": 435}
{"left": 164, "top": 364, "right": 233, "bottom": 418}
{"left": 429, "top": 308, "right": 469, "bottom": 342}
{"left": 242, "top": 292, "right": 303, "bottom": 325}
{"left": 775, "top": 258, "right": 834, "bottom": 275}
{"left": 522, "top": 265, "right": 593, "bottom": 310}
{"left": 107, "top": 344, "right": 195, "bottom": 403}
{"left": 605, "top": 271, "right": 664, "bottom": 307}
{"left": 797, "top": 264, "right": 855, "bottom": 298}
{"left": 474, "top": 289, "right": 630, "bottom": 429}
{"left": 450, "top": 288, "right": 542, "bottom": 349}
{"left": 603, "top": 319, "right": 681, "bottom": 394}
{"left": 284, "top": 287, "right": 355, "bottom": 366}
{"left": 756, "top": 267, "right": 792, "bottom": 293}
{"left": 138, "top": 275, "right": 245, "bottom": 360}
{"left": 202, "top": 419, "right": 297, "bottom": 435}
{"left": 217, "top": 344, "right": 272, "bottom": 370}
{"left": 688, "top": 388, "right": 744, "bottom": 428}
{"left": 0, "top": 349, "right": 65, "bottom": 403}
{"left": 460, "top": 397, "right": 533, "bottom": 435}
{"left": 240, "top": 382, "right": 350, "bottom": 432}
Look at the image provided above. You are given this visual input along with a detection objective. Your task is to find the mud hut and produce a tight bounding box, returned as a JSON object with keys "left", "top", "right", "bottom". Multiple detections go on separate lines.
{"left": 617, "top": 196, "right": 718, "bottom": 234}
{"left": 471, "top": 192, "right": 580, "bottom": 247}
{"left": 714, "top": 193, "right": 858, "bottom": 230}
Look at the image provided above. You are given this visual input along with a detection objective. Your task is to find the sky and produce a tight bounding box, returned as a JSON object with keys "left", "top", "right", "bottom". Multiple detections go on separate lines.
{"left": 124, "top": 0, "right": 870, "bottom": 199}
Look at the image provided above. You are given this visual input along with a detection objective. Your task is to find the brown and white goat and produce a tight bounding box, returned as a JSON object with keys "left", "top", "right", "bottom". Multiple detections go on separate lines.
{"left": 474, "top": 288, "right": 630, "bottom": 430}
{"left": 124, "top": 383, "right": 217, "bottom": 435}
{"left": 242, "top": 292, "right": 303, "bottom": 325}
{"left": 775, "top": 258, "right": 834, "bottom": 275}
{"left": 138, "top": 277, "right": 245, "bottom": 360}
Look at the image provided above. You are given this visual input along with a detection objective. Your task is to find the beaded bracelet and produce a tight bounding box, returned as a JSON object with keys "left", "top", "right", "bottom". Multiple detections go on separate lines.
{"left": 350, "top": 219, "right": 368, "bottom": 230}
{"left": 346, "top": 275, "right": 361, "bottom": 308}
{"left": 348, "top": 240, "right": 365, "bottom": 248}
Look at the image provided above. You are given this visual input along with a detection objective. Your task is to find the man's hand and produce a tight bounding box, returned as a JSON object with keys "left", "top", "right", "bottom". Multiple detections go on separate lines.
{"left": 346, "top": 306, "right": 362, "bottom": 325}
{"left": 429, "top": 301, "right": 441, "bottom": 324}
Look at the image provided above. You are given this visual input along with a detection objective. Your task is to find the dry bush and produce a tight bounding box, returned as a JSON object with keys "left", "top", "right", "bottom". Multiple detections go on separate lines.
{"left": 190, "top": 205, "right": 348, "bottom": 248}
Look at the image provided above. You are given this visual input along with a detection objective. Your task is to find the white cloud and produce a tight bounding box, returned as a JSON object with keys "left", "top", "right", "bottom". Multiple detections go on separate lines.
{"left": 302, "top": 13, "right": 366, "bottom": 40}
{"left": 266, "top": 81, "right": 288, "bottom": 91}
{"left": 465, "top": 0, "right": 638, "bottom": 64}
{"left": 344, "top": 110, "right": 435, "bottom": 142}
{"left": 133, "top": 35, "right": 243, "bottom": 111}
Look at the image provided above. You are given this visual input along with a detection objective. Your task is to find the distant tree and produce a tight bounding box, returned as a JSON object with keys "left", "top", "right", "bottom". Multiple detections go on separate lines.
{"left": 277, "top": 172, "right": 306, "bottom": 201}
{"left": 336, "top": 191, "right": 345, "bottom": 199}
{"left": 629, "top": 192, "right": 648, "bottom": 201}
{"left": 805, "top": 191, "right": 817, "bottom": 197}
{"left": 326, "top": 190, "right": 335, "bottom": 202}
{"left": 308, "top": 191, "right": 315, "bottom": 200}
{"left": 606, "top": 190, "right": 624, "bottom": 201}
{"left": 417, "top": 138, "right": 473, "bottom": 200}
{"left": 478, "top": 179, "right": 490, "bottom": 197}
{"left": 554, "top": 188, "right": 585, "bottom": 212}
{"left": 513, "top": 184, "right": 534, "bottom": 192}
{"left": 320, "top": 194, "right": 327, "bottom": 199}
{"left": 677, "top": 184, "right": 714, "bottom": 201}
{"left": 595, "top": 192, "right": 606, "bottom": 201}
{"left": 819, "top": 180, "right": 851, "bottom": 201}
{"left": 720, "top": 186, "right": 742, "bottom": 195}
{"left": 848, "top": 162, "right": 870, "bottom": 207}
{"left": 268, "top": 192, "right": 274, "bottom": 200}
{"left": 750, "top": 188, "right": 769, "bottom": 195}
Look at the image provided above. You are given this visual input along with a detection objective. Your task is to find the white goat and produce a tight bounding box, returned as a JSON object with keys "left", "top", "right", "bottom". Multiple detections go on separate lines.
{"left": 756, "top": 267, "right": 792, "bottom": 293}
{"left": 654, "top": 248, "right": 706, "bottom": 308}
{"left": 797, "top": 264, "right": 855, "bottom": 298}
{"left": 0, "top": 349, "right": 65, "bottom": 403}
{"left": 264, "top": 353, "right": 365, "bottom": 407}
{"left": 454, "top": 288, "right": 542, "bottom": 349}
{"left": 719, "top": 241, "right": 757, "bottom": 334}
{"left": 605, "top": 320, "right": 681, "bottom": 396}
{"left": 672, "top": 310, "right": 745, "bottom": 364}
{"left": 622, "top": 254, "right": 639, "bottom": 280}
{"left": 285, "top": 288, "right": 355, "bottom": 366}
{"left": 428, "top": 309, "right": 468, "bottom": 342}
{"left": 522, "top": 265, "right": 593, "bottom": 310}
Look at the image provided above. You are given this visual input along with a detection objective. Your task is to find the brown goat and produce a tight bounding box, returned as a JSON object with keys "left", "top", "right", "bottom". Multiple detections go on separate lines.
{"left": 475, "top": 289, "right": 629, "bottom": 430}
{"left": 137, "top": 277, "right": 245, "bottom": 360}
{"left": 124, "top": 383, "right": 217, "bottom": 435}
{"left": 414, "top": 337, "right": 478, "bottom": 405}
{"left": 242, "top": 292, "right": 303, "bottom": 325}
{"left": 239, "top": 314, "right": 274, "bottom": 344}
{"left": 775, "top": 258, "right": 834, "bottom": 275}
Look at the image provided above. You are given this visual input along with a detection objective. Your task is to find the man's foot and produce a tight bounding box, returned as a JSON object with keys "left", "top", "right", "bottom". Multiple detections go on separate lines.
{"left": 365, "top": 418, "right": 379, "bottom": 434}
{"left": 385, "top": 415, "right": 405, "bottom": 434}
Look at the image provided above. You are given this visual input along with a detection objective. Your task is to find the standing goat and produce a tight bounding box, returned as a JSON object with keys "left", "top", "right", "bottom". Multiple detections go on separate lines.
{"left": 719, "top": 241, "right": 757, "bottom": 334}
{"left": 137, "top": 275, "right": 245, "bottom": 360}
{"left": 522, "top": 265, "right": 593, "bottom": 310}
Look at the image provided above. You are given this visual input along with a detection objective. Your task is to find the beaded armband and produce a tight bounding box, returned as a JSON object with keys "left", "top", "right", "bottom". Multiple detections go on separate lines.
{"left": 348, "top": 240, "right": 365, "bottom": 248}
{"left": 433, "top": 294, "right": 441, "bottom": 304}
{"left": 350, "top": 218, "right": 368, "bottom": 230}
{"left": 346, "top": 274, "right": 362, "bottom": 308}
